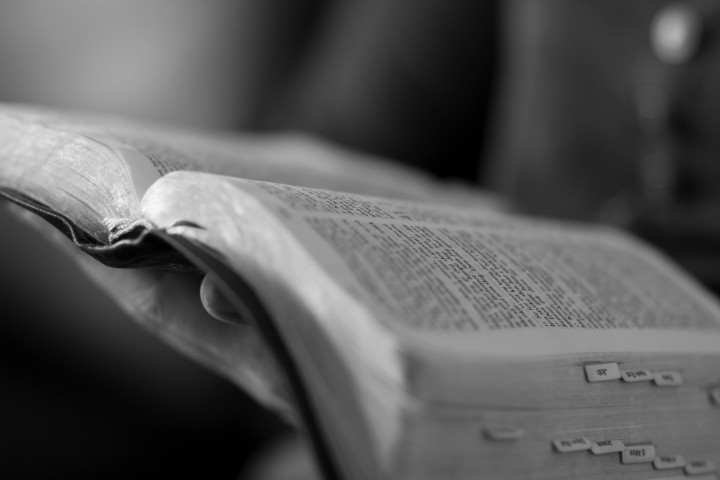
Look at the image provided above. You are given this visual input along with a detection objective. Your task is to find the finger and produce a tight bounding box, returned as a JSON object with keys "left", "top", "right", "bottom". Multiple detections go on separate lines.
{"left": 200, "top": 273, "right": 246, "bottom": 325}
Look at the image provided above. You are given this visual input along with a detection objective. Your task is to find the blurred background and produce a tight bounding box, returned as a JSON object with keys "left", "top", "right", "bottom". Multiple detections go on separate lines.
{"left": 4, "top": 0, "right": 720, "bottom": 478}
{"left": 0, "top": 1, "right": 490, "bottom": 479}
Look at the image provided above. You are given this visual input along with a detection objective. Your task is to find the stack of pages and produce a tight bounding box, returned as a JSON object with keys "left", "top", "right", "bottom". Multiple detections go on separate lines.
{"left": 2, "top": 105, "right": 719, "bottom": 480}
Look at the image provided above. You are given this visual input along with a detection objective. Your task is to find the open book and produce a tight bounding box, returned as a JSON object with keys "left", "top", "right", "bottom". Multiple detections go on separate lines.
{"left": 2, "top": 105, "right": 720, "bottom": 480}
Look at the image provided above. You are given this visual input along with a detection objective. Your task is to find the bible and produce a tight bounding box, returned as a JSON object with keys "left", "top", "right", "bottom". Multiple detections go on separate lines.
{"left": 2, "top": 105, "right": 720, "bottom": 480}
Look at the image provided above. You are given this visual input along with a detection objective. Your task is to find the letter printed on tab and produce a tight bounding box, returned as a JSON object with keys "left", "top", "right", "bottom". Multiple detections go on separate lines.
{"left": 591, "top": 439, "right": 625, "bottom": 454}
{"left": 653, "top": 454, "right": 685, "bottom": 470}
{"left": 585, "top": 363, "right": 621, "bottom": 382}
{"left": 552, "top": 437, "right": 592, "bottom": 453}
{"left": 483, "top": 425, "right": 524, "bottom": 441}
{"left": 685, "top": 459, "right": 716, "bottom": 475}
{"left": 621, "top": 369, "right": 652, "bottom": 382}
{"left": 653, "top": 371, "right": 683, "bottom": 387}
{"left": 621, "top": 444, "right": 655, "bottom": 464}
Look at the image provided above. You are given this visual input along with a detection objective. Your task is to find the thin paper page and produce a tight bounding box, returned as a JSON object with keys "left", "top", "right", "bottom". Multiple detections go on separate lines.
{"left": 238, "top": 180, "right": 720, "bottom": 338}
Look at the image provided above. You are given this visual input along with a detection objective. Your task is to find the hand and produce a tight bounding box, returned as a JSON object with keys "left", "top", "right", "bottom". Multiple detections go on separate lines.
{"left": 200, "top": 273, "right": 245, "bottom": 325}
{"left": 10, "top": 204, "right": 290, "bottom": 413}
{"left": 12, "top": 205, "right": 319, "bottom": 479}
{"left": 79, "top": 265, "right": 319, "bottom": 480}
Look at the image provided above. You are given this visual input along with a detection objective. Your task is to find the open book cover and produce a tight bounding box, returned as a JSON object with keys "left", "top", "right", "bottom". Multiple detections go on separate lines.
{"left": 2, "top": 105, "right": 720, "bottom": 480}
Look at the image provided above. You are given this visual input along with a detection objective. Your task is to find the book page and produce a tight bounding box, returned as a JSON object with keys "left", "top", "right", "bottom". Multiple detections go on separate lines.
{"left": 0, "top": 109, "right": 140, "bottom": 242}
{"left": 236, "top": 180, "right": 720, "bottom": 353}
{"left": 1, "top": 104, "right": 501, "bottom": 244}
{"left": 1, "top": 104, "right": 501, "bottom": 209}
{"left": 141, "top": 173, "right": 720, "bottom": 478}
